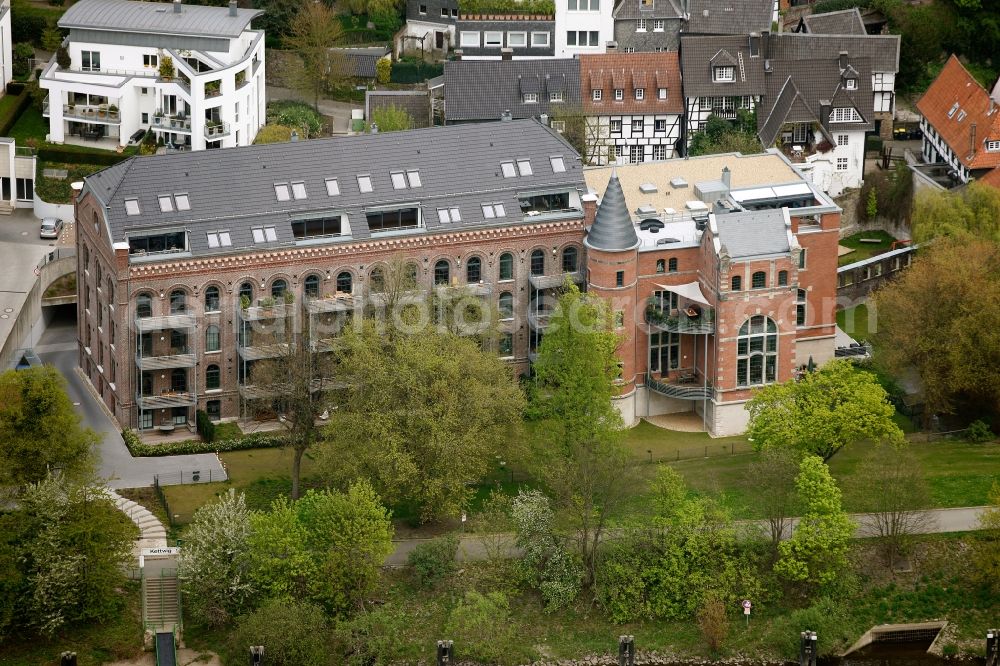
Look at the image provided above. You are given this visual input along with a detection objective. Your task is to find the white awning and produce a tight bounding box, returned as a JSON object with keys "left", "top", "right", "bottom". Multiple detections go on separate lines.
{"left": 655, "top": 281, "right": 712, "bottom": 306}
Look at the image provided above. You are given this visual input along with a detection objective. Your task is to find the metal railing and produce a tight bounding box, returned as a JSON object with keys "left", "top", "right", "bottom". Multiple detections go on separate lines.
{"left": 645, "top": 301, "right": 716, "bottom": 334}
{"left": 646, "top": 373, "right": 713, "bottom": 400}
{"left": 134, "top": 313, "right": 198, "bottom": 332}
{"left": 135, "top": 349, "right": 197, "bottom": 370}
{"left": 203, "top": 121, "right": 230, "bottom": 139}
{"left": 61, "top": 104, "right": 121, "bottom": 123}
{"left": 135, "top": 391, "right": 197, "bottom": 410}
{"left": 152, "top": 115, "right": 192, "bottom": 131}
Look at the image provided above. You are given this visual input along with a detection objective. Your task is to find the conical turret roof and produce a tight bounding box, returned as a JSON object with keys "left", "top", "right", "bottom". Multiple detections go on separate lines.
{"left": 586, "top": 169, "right": 640, "bottom": 252}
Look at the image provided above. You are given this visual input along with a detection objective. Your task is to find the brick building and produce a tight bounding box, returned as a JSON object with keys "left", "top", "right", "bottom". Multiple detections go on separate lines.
{"left": 76, "top": 119, "right": 838, "bottom": 437}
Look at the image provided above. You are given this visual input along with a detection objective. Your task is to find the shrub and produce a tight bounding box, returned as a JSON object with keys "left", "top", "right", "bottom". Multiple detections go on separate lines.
{"left": 195, "top": 409, "right": 216, "bottom": 443}
{"left": 375, "top": 56, "right": 391, "bottom": 85}
{"left": 407, "top": 535, "right": 459, "bottom": 587}
{"left": 12, "top": 43, "right": 34, "bottom": 78}
{"left": 37, "top": 147, "right": 128, "bottom": 167}
{"left": 226, "top": 599, "right": 330, "bottom": 666}
{"left": 444, "top": 591, "right": 520, "bottom": 665}
{"left": 335, "top": 604, "right": 415, "bottom": 666}
{"left": 967, "top": 419, "right": 994, "bottom": 443}
{"left": 697, "top": 595, "right": 730, "bottom": 654}
{"left": 121, "top": 429, "right": 285, "bottom": 457}
{"left": 772, "top": 597, "right": 862, "bottom": 657}
{"left": 266, "top": 101, "right": 322, "bottom": 139}
{"left": 158, "top": 56, "right": 175, "bottom": 79}
{"left": 11, "top": 13, "right": 47, "bottom": 46}
{"left": 0, "top": 87, "right": 31, "bottom": 136}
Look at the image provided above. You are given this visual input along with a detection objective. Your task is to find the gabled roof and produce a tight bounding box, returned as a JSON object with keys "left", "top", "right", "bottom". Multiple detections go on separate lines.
{"left": 580, "top": 52, "right": 683, "bottom": 115}
{"left": 916, "top": 54, "right": 1000, "bottom": 170}
{"left": 800, "top": 8, "right": 867, "bottom": 36}
{"left": 613, "top": 0, "right": 684, "bottom": 20}
{"left": 679, "top": 35, "right": 764, "bottom": 97}
{"left": 766, "top": 33, "right": 899, "bottom": 74}
{"left": 685, "top": 0, "right": 772, "bottom": 35}
{"left": 586, "top": 169, "right": 640, "bottom": 252}
{"left": 759, "top": 78, "right": 817, "bottom": 147}
{"left": 60, "top": 0, "right": 262, "bottom": 39}
{"left": 84, "top": 120, "right": 586, "bottom": 257}
{"left": 444, "top": 59, "right": 581, "bottom": 122}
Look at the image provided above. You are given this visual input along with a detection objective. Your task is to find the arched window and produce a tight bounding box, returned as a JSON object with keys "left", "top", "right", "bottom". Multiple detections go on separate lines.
{"left": 136, "top": 293, "right": 152, "bottom": 318}
{"left": 498, "top": 292, "right": 514, "bottom": 319}
{"left": 239, "top": 281, "right": 253, "bottom": 304}
{"left": 204, "top": 285, "right": 220, "bottom": 312}
{"left": 205, "top": 325, "right": 220, "bottom": 352}
{"left": 271, "top": 280, "right": 287, "bottom": 299}
{"left": 404, "top": 262, "right": 419, "bottom": 288}
{"left": 778, "top": 270, "right": 788, "bottom": 287}
{"left": 530, "top": 249, "right": 545, "bottom": 276}
{"left": 667, "top": 257, "right": 677, "bottom": 272}
{"left": 434, "top": 260, "right": 450, "bottom": 286}
{"left": 796, "top": 289, "right": 807, "bottom": 327}
{"left": 205, "top": 364, "right": 220, "bottom": 390}
{"left": 171, "top": 368, "right": 187, "bottom": 392}
{"left": 304, "top": 274, "right": 320, "bottom": 298}
{"left": 170, "top": 289, "right": 186, "bottom": 314}
{"left": 751, "top": 271, "right": 767, "bottom": 289}
{"left": 737, "top": 316, "right": 778, "bottom": 387}
{"left": 466, "top": 256, "right": 482, "bottom": 283}
{"left": 656, "top": 259, "right": 665, "bottom": 273}
{"left": 499, "top": 252, "right": 514, "bottom": 281}
{"left": 370, "top": 267, "right": 386, "bottom": 293}
{"left": 336, "top": 271, "right": 353, "bottom": 294}
{"left": 107, "top": 277, "right": 115, "bottom": 302}
{"left": 562, "top": 246, "right": 578, "bottom": 273}
{"left": 731, "top": 275, "right": 742, "bottom": 291}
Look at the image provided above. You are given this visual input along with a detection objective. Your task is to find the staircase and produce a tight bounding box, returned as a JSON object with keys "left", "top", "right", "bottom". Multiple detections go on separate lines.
{"left": 143, "top": 571, "right": 181, "bottom": 632}
{"left": 105, "top": 489, "right": 167, "bottom": 556}
{"left": 0, "top": 200, "right": 14, "bottom": 215}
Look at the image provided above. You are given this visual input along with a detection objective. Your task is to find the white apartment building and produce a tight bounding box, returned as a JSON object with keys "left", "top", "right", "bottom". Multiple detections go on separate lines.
{"left": 0, "top": 2, "right": 12, "bottom": 92}
{"left": 555, "top": 0, "right": 614, "bottom": 58}
{"left": 40, "top": 0, "right": 265, "bottom": 152}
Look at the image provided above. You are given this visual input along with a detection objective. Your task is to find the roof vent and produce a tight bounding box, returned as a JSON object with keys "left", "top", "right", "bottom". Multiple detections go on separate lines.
{"left": 685, "top": 200, "right": 708, "bottom": 211}
{"left": 501, "top": 110, "right": 513, "bottom": 121}
{"left": 637, "top": 204, "right": 657, "bottom": 216}
{"left": 639, "top": 182, "right": 657, "bottom": 194}
{"left": 669, "top": 177, "right": 688, "bottom": 189}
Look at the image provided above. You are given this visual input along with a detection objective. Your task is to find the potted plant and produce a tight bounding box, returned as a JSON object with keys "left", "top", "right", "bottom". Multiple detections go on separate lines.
{"left": 240, "top": 294, "right": 250, "bottom": 311}
{"left": 159, "top": 55, "right": 175, "bottom": 80}
{"left": 283, "top": 291, "right": 294, "bottom": 305}
{"left": 108, "top": 104, "right": 118, "bottom": 114}
{"left": 260, "top": 296, "right": 275, "bottom": 313}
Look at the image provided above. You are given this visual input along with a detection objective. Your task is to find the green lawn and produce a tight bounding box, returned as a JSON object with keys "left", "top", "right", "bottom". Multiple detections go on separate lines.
{"left": 838, "top": 230, "right": 898, "bottom": 267}
{"left": 623, "top": 419, "right": 751, "bottom": 461}
{"left": 836, "top": 303, "right": 875, "bottom": 342}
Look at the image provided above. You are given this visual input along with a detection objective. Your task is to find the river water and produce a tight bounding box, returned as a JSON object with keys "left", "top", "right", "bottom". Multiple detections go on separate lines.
{"left": 824, "top": 640, "right": 984, "bottom": 666}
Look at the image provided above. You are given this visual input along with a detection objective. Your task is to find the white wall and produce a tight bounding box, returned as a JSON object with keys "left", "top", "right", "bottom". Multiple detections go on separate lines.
{"left": 803, "top": 128, "right": 865, "bottom": 197}
{"left": 555, "top": 0, "right": 613, "bottom": 57}
{"left": 586, "top": 113, "right": 682, "bottom": 165}
{"left": 0, "top": 2, "right": 12, "bottom": 90}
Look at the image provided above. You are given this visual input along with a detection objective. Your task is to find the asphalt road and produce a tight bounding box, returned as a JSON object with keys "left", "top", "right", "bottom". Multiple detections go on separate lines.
{"left": 37, "top": 318, "right": 227, "bottom": 490}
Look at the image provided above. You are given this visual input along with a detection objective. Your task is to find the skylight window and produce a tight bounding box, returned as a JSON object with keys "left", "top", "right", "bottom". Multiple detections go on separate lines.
{"left": 957, "top": 110, "right": 967, "bottom": 122}
{"left": 274, "top": 183, "right": 291, "bottom": 201}
{"left": 391, "top": 172, "right": 407, "bottom": 190}
{"left": 174, "top": 193, "right": 190, "bottom": 211}
{"left": 550, "top": 156, "right": 566, "bottom": 173}
{"left": 325, "top": 178, "right": 340, "bottom": 196}
{"left": 252, "top": 226, "right": 277, "bottom": 243}
{"left": 407, "top": 170, "right": 422, "bottom": 188}
{"left": 517, "top": 160, "right": 533, "bottom": 176}
{"left": 125, "top": 198, "right": 140, "bottom": 216}
{"left": 291, "top": 182, "right": 307, "bottom": 199}
{"left": 437, "top": 207, "right": 461, "bottom": 223}
{"left": 357, "top": 175, "right": 373, "bottom": 193}
{"left": 157, "top": 195, "right": 173, "bottom": 213}
{"left": 482, "top": 202, "right": 507, "bottom": 219}
{"left": 206, "top": 230, "right": 232, "bottom": 248}
{"left": 947, "top": 103, "right": 960, "bottom": 119}
{"left": 501, "top": 162, "right": 517, "bottom": 178}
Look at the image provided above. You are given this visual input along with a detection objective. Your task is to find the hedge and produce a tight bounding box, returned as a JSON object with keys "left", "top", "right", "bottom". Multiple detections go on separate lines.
{"left": 390, "top": 60, "right": 443, "bottom": 84}
{"left": 122, "top": 429, "right": 286, "bottom": 457}
{"left": 0, "top": 87, "right": 31, "bottom": 137}
{"left": 37, "top": 146, "right": 130, "bottom": 166}
{"left": 195, "top": 409, "right": 215, "bottom": 443}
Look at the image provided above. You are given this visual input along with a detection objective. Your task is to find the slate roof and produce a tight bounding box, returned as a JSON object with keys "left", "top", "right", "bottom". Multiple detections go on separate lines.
{"left": 580, "top": 52, "right": 683, "bottom": 115}
{"left": 800, "top": 8, "right": 867, "bottom": 35}
{"left": 366, "top": 90, "right": 432, "bottom": 128}
{"left": 612, "top": 0, "right": 684, "bottom": 20}
{"left": 59, "top": 0, "right": 262, "bottom": 38}
{"left": 715, "top": 209, "right": 789, "bottom": 259}
{"left": 84, "top": 120, "right": 586, "bottom": 258}
{"left": 766, "top": 33, "right": 899, "bottom": 74}
{"left": 916, "top": 54, "right": 1000, "bottom": 170}
{"left": 685, "top": 0, "right": 772, "bottom": 35}
{"left": 678, "top": 35, "right": 765, "bottom": 97}
{"left": 331, "top": 47, "right": 390, "bottom": 79}
{"left": 444, "top": 59, "right": 581, "bottom": 122}
{"left": 586, "top": 169, "right": 640, "bottom": 251}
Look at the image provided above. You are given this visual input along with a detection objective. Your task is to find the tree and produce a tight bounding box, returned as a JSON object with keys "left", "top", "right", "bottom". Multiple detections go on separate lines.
{"left": 866, "top": 186, "right": 878, "bottom": 220}
{"left": 549, "top": 104, "right": 599, "bottom": 164}
{"left": 871, "top": 239, "right": 1000, "bottom": 423}
{"left": 0, "top": 477, "right": 135, "bottom": 639}
{"left": 746, "top": 360, "right": 904, "bottom": 461}
{"left": 973, "top": 481, "right": 1000, "bottom": 592}
{"left": 375, "top": 56, "right": 391, "bottom": 84}
{"left": 911, "top": 183, "right": 1000, "bottom": 244}
{"left": 248, "top": 483, "right": 393, "bottom": 615}
{"left": 688, "top": 112, "right": 762, "bottom": 157}
{"left": 0, "top": 366, "right": 96, "bottom": 494}
{"left": 41, "top": 26, "right": 63, "bottom": 53}
{"left": 775, "top": 455, "right": 855, "bottom": 588}
{"left": 253, "top": 124, "right": 295, "bottom": 144}
{"left": 227, "top": 599, "right": 330, "bottom": 666}
{"left": 284, "top": 3, "right": 348, "bottom": 110}
{"left": 316, "top": 321, "right": 525, "bottom": 523}
{"left": 371, "top": 104, "right": 413, "bottom": 132}
{"left": 745, "top": 447, "right": 800, "bottom": 550}
{"left": 445, "top": 591, "right": 519, "bottom": 665}
{"left": 12, "top": 43, "right": 33, "bottom": 78}
{"left": 178, "top": 489, "right": 255, "bottom": 628}
{"left": 530, "top": 282, "right": 633, "bottom": 587}
{"left": 847, "top": 445, "right": 933, "bottom": 569}
{"left": 510, "top": 489, "right": 583, "bottom": 611}
{"left": 251, "top": 0, "right": 305, "bottom": 43}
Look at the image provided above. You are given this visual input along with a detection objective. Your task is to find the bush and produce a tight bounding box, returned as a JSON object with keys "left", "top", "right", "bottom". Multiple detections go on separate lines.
{"left": 771, "top": 597, "right": 863, "bottom": 657}
{"left": 407, "top": 535, "right": 459, "bottom": 587}
{"left": 335, "top": 604, "right": 415, "bottom": 666}
{"left": 121, "top": 429, "right": 285, "bottom": 457}
{"left": 37, "top": 147, "right": 129, "bottom": 166}
{"left": 266, "top": 101, "right": 322, "bottom": 139}
{"left": 967, "top": 419, "right": 994, "bottom": 443}
{"left": 697, "top": 595, "right": 730, "bottom": 654}
{"left": 0, "top": 88, "right": 31, "bottom": 137}
{"left": 444, "top": 591, "right": 521, "bottom": 665}
{"left": 195, "top": 409, "right": 216, "bottom": 443}
{"left": 12, "top": 43, "right": 34, "bottom": 79}
{"left": 375, "top": 56, "right": 391, "bottom": 85}
{"left": 11, "top": 13, "right": 47, "bottom": 46}
{"left": 226, "top": 599, "right": 331, "bottom": 666}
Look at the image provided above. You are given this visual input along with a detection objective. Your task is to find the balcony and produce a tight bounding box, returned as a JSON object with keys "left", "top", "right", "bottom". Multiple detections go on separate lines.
{"left": 237, "top": 341, "right": 292, "bottom": 361}
{"left": 645, "top": 301, "right": 715, "bottom": 334}
{"left": 306, "top": 295, "right": 357, "bottom": 314}
{"left": 238, "top": 302, "right": 294, "bottom": 321}
{"left": 529, "top": 270, "right": 584, "bottom": 290}
{"left": 134, "top": 313, "right": 197, "bottom": 332}
{"left": 204, "top": 121, "right": 230, "bottom": 140}
{"left": 136, "top": 390, "right": 197, "bottom": 410}
{"left": 311, "top": 337, "right": 345, "bottom": 353}
{"left": 367, "top": 290, "right": 428, "bottom": 308}
{"left": 135, "top": 348, "right": 197, "bottom": 371}
{"left": 527, "top": 309, "right": 553, "bottom": 330}
{"left": 238, "top": 377, "right": 345, "bottom": 400}
{"left": 152, "top": 114, "right": 192, "bottom": 132}
{"left": 646, "top": 373, "right": 713, "bottom": 401}
{"left": 62, "top": 104, "right": 121, "bottom": 124}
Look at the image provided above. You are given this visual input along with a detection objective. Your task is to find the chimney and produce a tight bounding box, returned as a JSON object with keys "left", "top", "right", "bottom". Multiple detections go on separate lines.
{"left": 761, "top": 31, "right": 770, "bottom": 60}
{"left": 606, "top": 40, "right": 618, "bottom": 51}
{"left": 500, "top": 109, "right": 512, "bottom": 121}
{"left": 173, "top": 0, "right": 182, "bottom": 13}
{"left": 970, "top": 122, "right": 977, "bottom": 159}
{"left": 290, "top": 130, "right": 299, "bottom": 142}
{"left": 454, "top": 49, "right": 463, "bottom": 61}
{"left": 748, "top": 32, "right": 760, "bottom": 58}
{"left": 229, "top": 0, "right": 237, "bottom": 17}
{"left": 838, "top": 50, "right": 848, "bottom": 72}
{"left": 721, "top": 166, "right": 731, "bottom": 190}
{"left": 819, "top": 99, "right": 831, "bottom": 132}
{"left": 501, "top": 47, "right": 513, "bottom": 61}
{"left": 540, "top": 113, "right": 549, "bottom": 126}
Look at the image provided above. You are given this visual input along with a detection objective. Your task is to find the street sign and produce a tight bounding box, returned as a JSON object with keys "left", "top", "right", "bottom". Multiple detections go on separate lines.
{"left": 742, "top": 599, "right": 752, "bottom": 612}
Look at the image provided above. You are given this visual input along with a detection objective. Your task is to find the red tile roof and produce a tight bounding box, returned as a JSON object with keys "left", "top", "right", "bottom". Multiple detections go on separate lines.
{"left": 916, "top": 55, "right": 1000, "bottom": 170}
{"left": 975, "top": 166, "right": 1000, "bottom": 190}
{"left": 579, "top": 52, "right": 683, "bottom": 115}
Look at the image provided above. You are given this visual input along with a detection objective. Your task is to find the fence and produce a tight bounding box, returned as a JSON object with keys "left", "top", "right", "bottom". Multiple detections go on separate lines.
{"left": 154, "top": 469, "right": 222, "bottom": 486}
{"left": 642, "top": 439, "right": 755, "bottom": 464}
{"left": 913, "top": 428, "right": 969, "bottom": 443}
{"left": 153, "top": 475, "right": 175, "bottom": 528}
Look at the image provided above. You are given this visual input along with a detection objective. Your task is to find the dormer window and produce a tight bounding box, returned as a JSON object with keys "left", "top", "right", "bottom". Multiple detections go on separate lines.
{"left": 593, "top": 89, "right": 602, "bottom": 101}
{"left": 830, "top": 107, "right": 862, "bottom": 123}
{"left": 523, "top": 92, "right": 538, "bottom": 104}
{"left": 549, "top": 91, "right": 563, "bottom": 102}
{"left": 987, "top": 140, "right": 1000, "bottom": 152}
{"left": 713, "top": 66, "right": 735, "bottom": 82}
{"left": 614, "top": 89, "right": 624, "bottom": 101}
{"left": 845, "top": 78, "right": 857, "bottom": 90}
{"left": 635, "top": 88, "right": 644, "bottom": 100}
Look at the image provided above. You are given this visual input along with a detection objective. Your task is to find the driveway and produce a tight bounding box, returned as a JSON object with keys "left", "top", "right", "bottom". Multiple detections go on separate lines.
{"left": 37, "top": 319, "right": 227, "bottom": 489}
{"left": 0, "top": 210, "right": 60, "bottom": 359}
{"left": 266, "top": 85, "right": 362, "bottom": 134}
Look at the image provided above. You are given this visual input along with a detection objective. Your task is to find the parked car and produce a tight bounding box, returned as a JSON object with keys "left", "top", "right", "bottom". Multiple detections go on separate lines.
{"left": 127, "top": 129, "right": 147, "bottom": 146}
{"left": 39, "top": 217, "right": 64, "bottom": 239}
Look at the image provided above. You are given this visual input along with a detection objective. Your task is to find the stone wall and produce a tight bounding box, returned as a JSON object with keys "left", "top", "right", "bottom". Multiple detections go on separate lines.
{"left": 834, "top": 188, "right": 912, "bottom": 241}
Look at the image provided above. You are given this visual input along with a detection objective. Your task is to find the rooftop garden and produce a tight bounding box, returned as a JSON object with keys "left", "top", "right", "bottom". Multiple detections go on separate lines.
{"left": 838, "top": 229, "right": 900, "bottom": 267}
{"left": 459, "top": 0, "right": 555, "bottom": 16}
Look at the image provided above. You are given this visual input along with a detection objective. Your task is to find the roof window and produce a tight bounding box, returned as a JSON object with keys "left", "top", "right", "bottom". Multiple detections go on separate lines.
{"left": 407, "top": 170, "right": 422, "bottom": 188}
{"left": 357, "top": 175, "right": 373, "bottom": 193}
{"left": 174, "top": 193, "right": 190, "bottom": 211}
{"left": 125, "top": 198, "right": 140, "bottom": 216}
{"left": 501, "top": 161, "right": 517, "bottom": 178}
{"left": 517, "top": 159, "right": 533, "bottom": 176}
{"left": 291, "top": 182, "right": 307, "bottom": 199}
{"left": 947, "top": 102, "right": 960, "bottom": 119}
{"left": 157, "top": 195, "right": 173, "bottom": 213}
{"left": 391, "top": 172, "right": 407, "bottom": 189}
{"left": 437, "top": 207, "right": 461, "bottom": 223}
{"left": 550, "top": 156, "right": 566, "bottom": 173}
{"left": 957, "top": 110, "right": 967, "bottom": 122}
{"left": 482, "top": 202, "right": 506, "bottom": 219}
{"left": 325, "top": 178, "right": 340, "bottom": 196}
{"left": 252, "top": 226, "right": 278, "bottom": 243}
{"left": 274, "top": 183, "right": 291, "bottom": 201}
{"left": 206, "top": 230, "right": 232, "bottom": 248}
